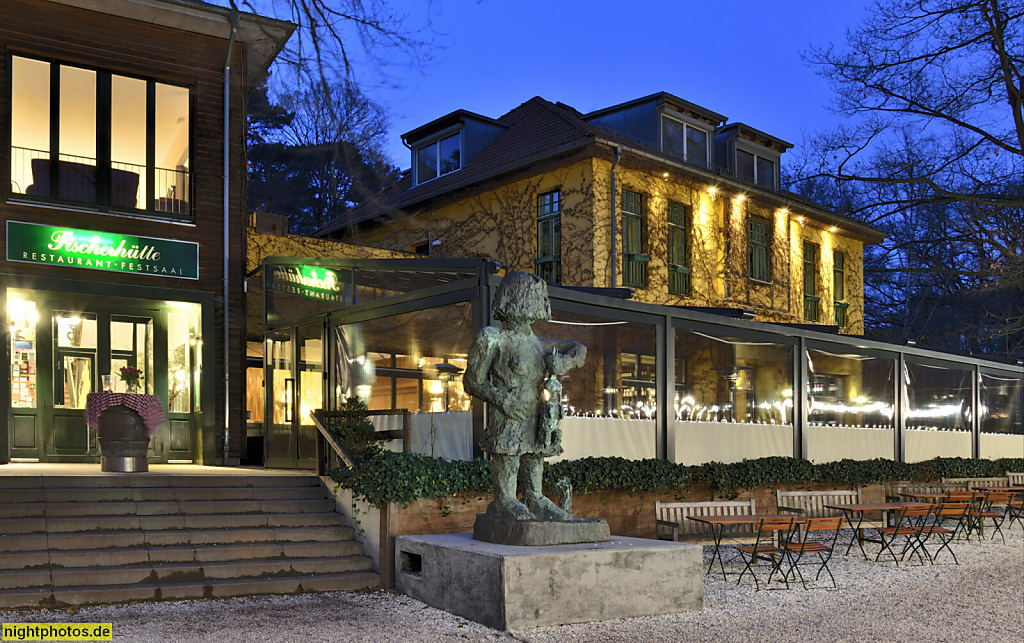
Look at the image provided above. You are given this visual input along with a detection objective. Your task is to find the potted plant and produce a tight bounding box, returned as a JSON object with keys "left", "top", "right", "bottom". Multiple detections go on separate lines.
{"left": 86, "top": 367, "right": 165, "bottom": 472}
{"left": 119, "top": 365, "right": 142, "bottom": 393}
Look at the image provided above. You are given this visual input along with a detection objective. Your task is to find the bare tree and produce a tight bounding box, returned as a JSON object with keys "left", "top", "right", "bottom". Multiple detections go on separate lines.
{"left": 221, "top": 0, "right": 438, "bottom": 87}
{"left": 802, "top": 0, "right": 1022, "bottom": 210}
{"left": 791, "top": 0, "right": 1024, "bottom": 356}
{"left": 247, "top": 81, "right": 399, "bottom": 234}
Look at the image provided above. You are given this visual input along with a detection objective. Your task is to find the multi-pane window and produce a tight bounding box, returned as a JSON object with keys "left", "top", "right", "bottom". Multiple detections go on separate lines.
{"left": 10, "top": 55, "right": 191, "bottom": 219}
{"left": 536, "top": 190, "right": 561, "bottom": 284}
{"left": 621, "top": 190, "right": 647, "bottom": 287}
{"left": 804, "top": 241, "right": 820, "bottom": 322}
{"left": 662, "top": 118, "right": 709, "bottom": 168}
{"left": 735, "top": 148, "right": 776, "bottom": 190}
{"left": 668, "top": 203, "right": 691, "bottom": 296}
{"left": 833, "top": 250, "right": 848, "bottom": 327}
{"left": 415, "top": 132, "right": 461, "bottom": 184}
{"left": 748, "top": 219, "right": 769, "bottom": 282}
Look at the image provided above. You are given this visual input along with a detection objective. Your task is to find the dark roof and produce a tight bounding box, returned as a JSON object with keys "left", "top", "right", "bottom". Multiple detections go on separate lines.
{"left": 402, "top": 109, "right": 507, "bottom": 145}
{"left": 584, "top": 91, "right": 727, "bottom": 127}
{"left": 317, "top": 97, "right": 605, "bottom": 235}
{"left": 316, "top": 95, "right": 882, "bottom": 244}
{"left": 718, "top": 122, "right": 794, "bottom": 152}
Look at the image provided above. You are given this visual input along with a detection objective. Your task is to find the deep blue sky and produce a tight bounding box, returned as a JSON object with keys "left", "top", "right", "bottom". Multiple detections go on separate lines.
{"left": 357, "top": 0, "right": 874, "bottom": 169}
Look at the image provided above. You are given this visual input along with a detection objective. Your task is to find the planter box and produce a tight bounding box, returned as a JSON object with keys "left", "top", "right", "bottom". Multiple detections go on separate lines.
{"left": 321, "top": 477, "right": 885, "bottom": 588}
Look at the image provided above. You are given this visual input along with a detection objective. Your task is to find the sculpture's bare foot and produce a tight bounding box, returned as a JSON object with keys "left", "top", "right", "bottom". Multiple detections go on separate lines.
{"left": 525, "top": 494, "right": 573, "bottom": 521}
{"left": 488, "top": 498, "right": 535, "bottom": 521}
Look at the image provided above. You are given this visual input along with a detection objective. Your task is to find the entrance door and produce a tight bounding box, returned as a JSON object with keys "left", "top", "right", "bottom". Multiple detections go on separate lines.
{"left": 6, "top": 290, "right": 202, "bottom": 463}
{"left": 264, "top": 323, "right": 322, "bottom": 469}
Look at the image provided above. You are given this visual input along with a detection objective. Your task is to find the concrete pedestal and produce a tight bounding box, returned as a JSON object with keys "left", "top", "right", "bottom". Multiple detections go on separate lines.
{"left": 394, "top": 534, "right": 703, "bottom": 630}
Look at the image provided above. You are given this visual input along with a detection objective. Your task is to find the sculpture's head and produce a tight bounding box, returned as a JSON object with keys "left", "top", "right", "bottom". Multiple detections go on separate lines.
{"left": 492, "top": 271, "right": 551, "bottom": 324}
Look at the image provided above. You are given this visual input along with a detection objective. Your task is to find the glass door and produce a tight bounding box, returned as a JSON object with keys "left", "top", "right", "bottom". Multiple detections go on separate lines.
{"left": 110, "top": 316, "right": 153, "bottom": 394}
{"left": 296, "top": 323, "right": 322, "bottom": 468}
{"left": 264, "top": 324, "right": 323, "bottom": 469}
{"left": 264, "top": 329, "right": 295, "bottom": 468}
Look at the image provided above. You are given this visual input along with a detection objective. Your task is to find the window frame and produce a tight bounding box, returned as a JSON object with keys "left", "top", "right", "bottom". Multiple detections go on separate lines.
{"left": 7, "top": 53, "right": 194, "bottom": 222}
{"left": 621, "top": 189, "right": 648, "bottom": 288}
{"left": 413, "top": 129, "right": 462, "bottom": 186}
{"left": 803, "top": 241, "right": 820, "bottom": 322}
{"left": 748, "top": 218, "right": 770, "bottom": 283}
{"left": 535, "top": 189, "right": 561, "bottom": 285}
{"left": 833, "top": 250, "right": 848, "bottom": 327}
{"left": 734, "top": 143, "right": 779, "bottom": 191}
{"left": 660, "top": 115, "right": 710, "bottom": 168}
{"left": 667, "top": 202, "right": 691, "bottom": 296}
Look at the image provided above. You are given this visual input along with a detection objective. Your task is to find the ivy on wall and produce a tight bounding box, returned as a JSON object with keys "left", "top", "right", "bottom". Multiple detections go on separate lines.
{"left": 329, "top": 453, "right": 1024, "bottom": 508}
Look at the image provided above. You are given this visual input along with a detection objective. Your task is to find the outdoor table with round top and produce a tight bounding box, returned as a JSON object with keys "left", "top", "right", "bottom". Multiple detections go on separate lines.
{"left": 685, "top": 514, "right": 807, "bottom": 580}
{"left": 823, "top": 502, "right": 930, "bottom": 560}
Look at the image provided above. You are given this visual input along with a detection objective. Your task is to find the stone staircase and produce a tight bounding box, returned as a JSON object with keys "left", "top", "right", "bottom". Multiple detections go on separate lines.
{"left": 0, "top": 473, "right": 380, "bottom": 609}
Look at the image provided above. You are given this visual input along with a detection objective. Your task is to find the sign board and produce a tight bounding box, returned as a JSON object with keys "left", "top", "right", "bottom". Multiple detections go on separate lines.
{"left": 6, "top": 221, "right": 199, "bottom": 280}
{"left": 269, "top": 264, "right": 346, "bottom": 302}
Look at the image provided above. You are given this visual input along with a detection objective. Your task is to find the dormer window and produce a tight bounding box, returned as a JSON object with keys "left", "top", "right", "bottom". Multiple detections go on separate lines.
{"left": 735, "top": 148, "right": 776, "bottom": 191}
{"left": 415, "top": 132, "right": 461, "bottom": 184}
{"left": 661, "top": 117, "right": 709, "bottom": 168}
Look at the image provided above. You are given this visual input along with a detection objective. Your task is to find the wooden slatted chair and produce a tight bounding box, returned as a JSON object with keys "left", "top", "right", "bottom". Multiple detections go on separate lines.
{"left": 782, "top": 516, "right": 846, "bottom": 589}
{"left": 734, "top": 516, "right": 798, "bottom": 591}
{"left": 655, "top": 499, "right": 758, "bottom": 545}
{"left": 925, "top": 501, "right": 969, "bottom": 565}
{"left": 1005, "top": 489, "right": 1024, "bottom": 531}
{"left": 937, "top": 495, "right": 974, "bottom": 540}
{"left": 875, "top": 504, "right": 932, "bottom": 566}
{"left": 969, "top": 491, "right": 1014, "bottom": 544}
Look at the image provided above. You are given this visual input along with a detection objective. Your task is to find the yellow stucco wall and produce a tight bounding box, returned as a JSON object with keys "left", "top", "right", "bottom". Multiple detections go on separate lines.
{"left": 351, "top": 161, "right": 600, "bottom": 284}
{"left": 340, "top": 156, "right": 867, "bottom": 331}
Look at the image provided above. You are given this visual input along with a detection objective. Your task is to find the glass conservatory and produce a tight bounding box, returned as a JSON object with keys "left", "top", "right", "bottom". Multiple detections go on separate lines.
{"left": 254, "top": 257, "right": 1023, "bottom": 467}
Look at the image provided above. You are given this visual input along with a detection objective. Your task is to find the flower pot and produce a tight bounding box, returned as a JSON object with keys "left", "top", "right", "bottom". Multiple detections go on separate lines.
{"left": 97, "top": 404, "right": 151, "bottom": 472}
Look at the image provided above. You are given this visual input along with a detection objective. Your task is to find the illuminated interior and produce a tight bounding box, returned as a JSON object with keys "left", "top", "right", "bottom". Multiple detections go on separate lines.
{"left": 9, "top": 55, "right": 190, "bottom": 215}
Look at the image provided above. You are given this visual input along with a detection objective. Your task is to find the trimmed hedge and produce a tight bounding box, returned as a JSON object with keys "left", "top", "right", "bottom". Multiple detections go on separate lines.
{"left": 330, "top": 453, "right": 1024, "bottom": 508}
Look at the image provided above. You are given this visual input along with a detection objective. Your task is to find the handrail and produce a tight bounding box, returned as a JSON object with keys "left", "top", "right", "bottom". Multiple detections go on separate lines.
{"left": 311, "top": 409, "right": 357, "bottom": 475}
{"left": 311, "top": 408, "right": 412, "bottom": 476}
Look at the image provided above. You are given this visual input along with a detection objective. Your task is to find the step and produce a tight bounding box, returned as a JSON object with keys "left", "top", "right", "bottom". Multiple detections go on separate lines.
{"left": 0, "top": 540, "right": 364, "bottom": 571}
{"left": 1, "top": 525, "right": 354, "bottom": 552}
{"left": 2, "top": 555, "right": 375, "bottom": 590}
{"left": 0, "top": 571, "right": 382, "bottom": 609}
{"left": 0, "top": 498, "right": 337, "bottom": 519}
{"left": 0, "top": 485, "right": 328, "bottom": 504}
{"left": 0, "top": 474, "right": 322, "bottom": 491}
{"left": 0, "top": 511, "right": 345, "bottom": 536}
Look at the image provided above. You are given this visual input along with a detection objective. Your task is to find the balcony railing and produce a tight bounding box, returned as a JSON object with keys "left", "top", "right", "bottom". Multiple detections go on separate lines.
{"left": 623, "top": 253, "right": 649, "bottom": 288}
{"left": 669, "top": 264, "right": 691, "bottom": 297}
{"left": 834, "top": 301, "right": 849, "bottom": 327}
{"left": 10, "top": 146, "right": 190, "bottom": 219}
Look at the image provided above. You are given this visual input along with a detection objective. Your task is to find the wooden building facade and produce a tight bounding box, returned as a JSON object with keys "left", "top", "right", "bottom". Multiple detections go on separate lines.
{"left": 0, "top": 0, "right": 292, "bottom": 465}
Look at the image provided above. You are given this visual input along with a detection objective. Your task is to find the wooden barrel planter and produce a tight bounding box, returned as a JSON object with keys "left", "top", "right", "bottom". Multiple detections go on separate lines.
{"left": 97, "top": 405, "right": 151, "bottom": 472}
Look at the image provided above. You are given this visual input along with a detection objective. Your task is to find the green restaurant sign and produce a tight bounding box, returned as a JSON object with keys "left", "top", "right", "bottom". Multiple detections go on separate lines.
{"left": 6, "top": 221, "right": 199, "bottom": 280}
{"left": 270, "top": 264, "right": 345, "bottom": 302}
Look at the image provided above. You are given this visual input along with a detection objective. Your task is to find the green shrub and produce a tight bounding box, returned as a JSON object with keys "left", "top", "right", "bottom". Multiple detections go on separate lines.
{"left": 328, "top": 451, "right": 1024, "bottom": 508}
{"left": 323, "top": 397, "right": 388, "bottom": 463}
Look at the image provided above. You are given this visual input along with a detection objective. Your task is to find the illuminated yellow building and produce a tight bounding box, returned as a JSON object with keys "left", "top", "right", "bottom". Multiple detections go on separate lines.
{"left": 317, "top": 93, "right": 884, "bottom": 334}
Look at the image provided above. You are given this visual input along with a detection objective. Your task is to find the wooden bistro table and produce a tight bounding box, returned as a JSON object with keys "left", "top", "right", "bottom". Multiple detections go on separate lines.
{"left": 686, "top": 514, "right": 806, "bottom": 580}
{"left": 824, "top": 502, "right": 930, "bottom": 560}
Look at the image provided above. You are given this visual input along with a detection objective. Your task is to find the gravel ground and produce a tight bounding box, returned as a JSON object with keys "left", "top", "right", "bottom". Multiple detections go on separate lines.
{"left": 2, "top": 530, "right": 1021, "bottom": 643}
